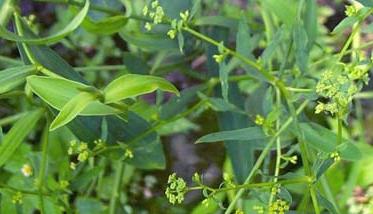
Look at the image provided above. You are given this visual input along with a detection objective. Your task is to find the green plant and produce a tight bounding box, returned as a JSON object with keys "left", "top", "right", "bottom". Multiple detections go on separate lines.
{"left": 0, "top": 0, "right": 373, "bottom": 213}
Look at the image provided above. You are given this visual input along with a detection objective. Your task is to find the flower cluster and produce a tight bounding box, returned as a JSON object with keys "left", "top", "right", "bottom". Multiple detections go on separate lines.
{"left": 268, "top": 199, "right": 290, "bottom": 214}
{"left": 12, "top": 192, "right": 23, "bottom": 204}
{"left": 165, "top": 173, "right": 187, "bottom": 204}
{"left": 213, "top": 42, "right": 227, "bottom": 63}
{"left": 68, "top": 140, "right": 90, "bottom": 170}
{"left": 167, "top": 10, "right": 189, "bottom": 39}
{"left": 330, "top": 151, "right": 341, "bottom": 162}
{"left": 255, "top": 114, "right": 265, "bottom": 125}
{"left": 345, "top": 5, "right": 358, "bottom": 17}
{"left": 143, "top": 0, "right": 165, "bottom": 31}
{"left": 315, "top": 63, "right": 370, "bottom": 117}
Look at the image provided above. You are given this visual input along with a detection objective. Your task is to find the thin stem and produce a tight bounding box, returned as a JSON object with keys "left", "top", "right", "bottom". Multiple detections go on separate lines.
{"left": 109, "top": 162, "right": 125, "bottom": 214}
{"left": 224, "top": 100, "right": 309, "bottom": 214}
{"left": 182, "top": 26, "right": 276, "bottom": 84}
{"left": 189, "top": 176, "right": 311, "bottom": 194}
{"left": 38, "top": 124, "right": 50, "bottom": 214}
{"left": 337, "top": 116, "right": 343, "bottom": 145}
{"left": 34, "top": 0, "right": 122, "bottom": 15}
{"left": 337, "top": 8, "right": 373, "bottom": 61}
{"left": 269, "top": 88, "right": 282, "bottom": 205}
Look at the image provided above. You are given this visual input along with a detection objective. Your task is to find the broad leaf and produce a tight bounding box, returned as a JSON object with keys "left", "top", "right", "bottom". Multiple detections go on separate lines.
{"left": 0, "top": 109, "right": 43, "bottom": 167}
{"left": 0, "top": 65, "right": 35, "bottom": 94}
{"left": 0, "top": 0, "right": 89, "bottom": 44}
{"left": 50, "top": 92, "right": 96, "bottom": 131}
{"left": 103, "top": 74, "right": 179, "bottom": 104}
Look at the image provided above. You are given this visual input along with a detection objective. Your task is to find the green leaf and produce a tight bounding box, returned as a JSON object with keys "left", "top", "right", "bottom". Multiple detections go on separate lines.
{"left": 75, "top": 198, "right": 104, "bottom": 214}
{"left": 0, "top": 109, "right": 43, "bottom": 168}
{"left": 293, "top": 24, "right": 309, "bottom": 73}
{"left": 337, "top": 142, "right": 362, "bottom": 161}
{"left": 332, "top": 16, "right": 359, "bottom": 34}
{"left": 196, "top": 127, "right": 267, "bottom": 143}
{"left": 82, "top": 15, "right": 128, "bottom": 35}
{"left": 299, "top": 123, "right": 336, "bottom": 153}
{"left": 0, "top": 0, "right": 90, "bottom": 44}
{"left": 160, "top": 85, "right": 205, "bottom": 120}
{"left": 262, "top": 0, "right": 297, "bottom": 27}
{"left": 194, "top": 16, "right": 238, "bottom": 30}
{"left": 299, "top": 123, "right": 361, "bottom": 161}
{"left": 317, "top": 192, "right": 338, "bottom": 214}
{"left": 219, "top": 62, "right": 229, "bottom": 101}
{"left": 314, "top": 158, "right": 334, "bottom": 179}
{"left": 50, "top": 92, "right": 96, "bottom": 131}
{"left": 103, "top": 74, "right": 179, "bottom": 104}
{"left": 27, "top": 75, "right": 120, "bottom": 116}
{"left": 303, "top": 0, "right": 317, "bottom": 48}
{"left": 119, "top": 30, "right": 178, "bottom": 51}
{"left": 356, "top": 0, "right": 373, "bottom": 7}
{"left": 0, "top": 65, "right": 35, "bottom": 94}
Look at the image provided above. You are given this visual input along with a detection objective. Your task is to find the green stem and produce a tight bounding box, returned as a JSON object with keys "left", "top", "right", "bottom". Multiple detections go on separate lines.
{"left": 224, "top": 100, "right": 309, "bottom": 214}
{"left": 34, "top": 0, "right": 122, "bottom": 15}
{"left": 189, "top": 176, "right": 311, "bottom": 194}
{"left": 109, "top": 162, "right": 125, "bottom": 214}
{"left": 337, "top": 8, "right": 373, "bottom": 61}
{"left": 268, "top": 88, "right": 282, "bottom": 205}
{"left": 38, "top": 124, "right": 50, "bottom": 214}
{"left": 337, "top": 116, "right": 343, "bottom": 145}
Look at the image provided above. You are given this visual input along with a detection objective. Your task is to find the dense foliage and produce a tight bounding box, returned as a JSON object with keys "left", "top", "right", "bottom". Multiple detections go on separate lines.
{"left": 0, "top": 0, "right": 373, "bottom": 213}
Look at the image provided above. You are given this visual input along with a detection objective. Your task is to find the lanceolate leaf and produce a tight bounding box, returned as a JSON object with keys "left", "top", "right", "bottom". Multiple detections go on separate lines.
{"left": 50, "top": 92, "right": 96, "bottom": 131}
{"left": 196, "top": 127, "right": 266, "bottom": 143}
{"left": 27, "top": 75, "right": 120, "bottom": 116}
{"left": 82, "top": 15, "right": 128, "bottom": 35}
{"left": 0, "top": 0, "right": 90, "bottom": 45}
{"left": 0, "top": 65, "right": 35, "bottom": 94}
{"left": 0, "top": 109, "right": 43, "bottom": 168}
{"left": 103, "top": 74, "right": 180, "bottom": 104}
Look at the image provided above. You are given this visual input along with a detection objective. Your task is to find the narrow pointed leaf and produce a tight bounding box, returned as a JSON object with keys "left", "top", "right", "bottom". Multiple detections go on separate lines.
{"left": 0, "top": 0, "right": 89, "bottom": 44}
{"left": 82, "top": 15, "right": 128, "bottom": 35}
{"left": 27, "top": 75, "right": 120, "bottom": 115}
{"left": 196, "top": 127, "right": 267, "bottom": 143}
{"left": 0, "top": 65, "right": 35, "bottom": 94}
{"left": 0, "top": 109, "right": 43, "bottom": 167}
{"left": 50, "top": 92, "right": 96, "bottom": 131}
{"left": 103, "top": 74, "right": 179, "bottom": 104}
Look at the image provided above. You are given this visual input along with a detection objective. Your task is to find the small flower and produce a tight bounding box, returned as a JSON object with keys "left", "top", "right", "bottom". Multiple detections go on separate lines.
{"left": 213, "top": 54, "right": 225, "bottom": 64}
{"left": 21, "top": 164, "right": 33, "bottom": 177}
{"left": 180, "top": 10, "right": 189, "bottom": 22}
{"left": 145, "top": 22, "right": 152, "bottom": 31}
{"left": 70, "top": 162, "right": 76, "bottom": 170}
{"left": 59, "top": 180, "right": 69, "bottom": 189}
{"left": 151, "top": 0, "right": 159, "bottom": 9}
{"left": 167, "top": 29, "right": 177, "bottom": 39}
{"left": 235, "top": 209, "right": 244, "bottom": 214}
{"left": 202, "top": 198, "right": 209, "bottom": 206}
{"left": 77, "top": 150, "right": 89, "bottom": 162}
{"left": 269, "top": 199, "right": 290, "bottom": 214}
{"left": 165, "top": 173, "right": 187, "bottom": 204}
{"left": 12, "top": 192, "right": 23, "bottom": 204}
{"left": 289, "top": 155, "right": 298, "bottom": 164}
{"left": 142, "top": 5, "right": 149, "bottom": 16}
{"left": 255, "top": 114, "right": 265, "bottom": 125}
{"left": 125, "top": 148, "right": 134, "bottom": 159}
{"left": 345, "top": 5, "right": 357, "bottom": 17}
